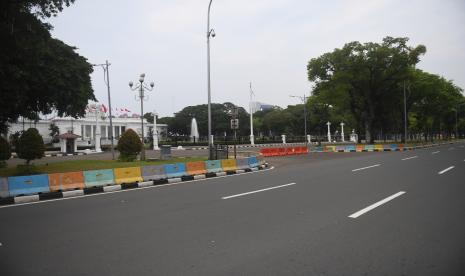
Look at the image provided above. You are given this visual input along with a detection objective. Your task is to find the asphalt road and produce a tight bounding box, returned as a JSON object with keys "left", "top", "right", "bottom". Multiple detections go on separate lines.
{"left": 1, "top": 143, "right": 464, "bottom": 275}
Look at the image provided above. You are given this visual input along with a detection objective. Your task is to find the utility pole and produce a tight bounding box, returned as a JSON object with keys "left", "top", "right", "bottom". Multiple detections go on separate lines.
{"left": 249, "top": 82, "right": 255, "bottom": 145}
{"left": 206, "top": 0, "right": 215, "bottom": 159}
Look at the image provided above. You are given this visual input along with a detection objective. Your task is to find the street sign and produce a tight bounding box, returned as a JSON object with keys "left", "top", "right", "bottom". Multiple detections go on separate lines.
{"left": 231, "top": 119, "right": 239, "bottom": 129}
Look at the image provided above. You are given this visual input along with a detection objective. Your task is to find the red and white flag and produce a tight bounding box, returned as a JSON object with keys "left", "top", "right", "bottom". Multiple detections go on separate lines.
{"left": 101, "top": 104, "right": 108, "bottom": 113}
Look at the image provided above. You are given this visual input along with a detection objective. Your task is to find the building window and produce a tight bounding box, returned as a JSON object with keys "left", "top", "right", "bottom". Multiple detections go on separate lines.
{"left": 121, "top": 126, "right": 126, "bottom": 133}
{"left": 101, "top": 126, "right": 106, "bottom": 138}
{"left": 115, "top": 126, "right": 120, "bottom": 138}
{"left": 85, "top": 125, "right": 91, "bottom": 138}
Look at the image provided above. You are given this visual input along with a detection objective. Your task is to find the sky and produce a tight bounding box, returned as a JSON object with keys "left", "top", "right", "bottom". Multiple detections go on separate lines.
{"left": 48, "top": 0, "right": 465, "bottom": 118}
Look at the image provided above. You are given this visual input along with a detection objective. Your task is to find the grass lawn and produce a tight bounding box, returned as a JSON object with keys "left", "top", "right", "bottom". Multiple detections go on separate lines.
{"left": 0, "top": 157, "right": 207, "bottom": 177}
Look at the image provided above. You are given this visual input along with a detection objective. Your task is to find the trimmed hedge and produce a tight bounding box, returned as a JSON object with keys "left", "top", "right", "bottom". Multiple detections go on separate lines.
{"left": 117, "top": 129, "right": 142, "bottom": 161}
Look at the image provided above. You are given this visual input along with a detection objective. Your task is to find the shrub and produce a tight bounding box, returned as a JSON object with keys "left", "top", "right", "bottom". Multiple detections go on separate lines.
{"left": 117, "top": 129, "right": 142, "bottom": 161}
{"left": 17, "top": 128, "right": 45, "bottom": 165}
{"left": 0, "top": 136, "right": 11, "bottom": 168}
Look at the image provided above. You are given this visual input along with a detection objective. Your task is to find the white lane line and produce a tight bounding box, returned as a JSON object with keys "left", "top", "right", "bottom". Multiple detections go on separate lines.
{"left": 448, "top": 147, "right": 455, "bottom": 150}
{"left": 438, "top": 166, "right": 455, "bottom": 175}
{"left": 352, "top": 164, "right": 381, "bottom": 172}
{"left": 222, "top": 182, "right": 297, "bottom": 200}
{"left": 432, "top": 151, "right": 440, "bottom": 154}
{"left": 348, "top": 191, "right": 406, "bottom": 219}
{"left": 0, "top": 167, "right": 276, "bottom": 209}
{"left": 401, "top": 156, "right": 418, "bottom": 161}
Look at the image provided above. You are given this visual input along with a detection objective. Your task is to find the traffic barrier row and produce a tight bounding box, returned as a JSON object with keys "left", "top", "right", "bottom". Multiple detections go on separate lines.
{"left": 259, "top": 146, "right": 309, "bottom": 157}
{"left": 0, "top": 157, "right": 264, "bottom": 200}
{"left": 312, "top": 143, "right": 449, "bottom": 152}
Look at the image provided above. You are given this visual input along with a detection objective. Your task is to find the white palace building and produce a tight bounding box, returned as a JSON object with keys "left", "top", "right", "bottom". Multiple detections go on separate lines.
{"left": 7, "top": 109, "right": 167, "bottom": 152}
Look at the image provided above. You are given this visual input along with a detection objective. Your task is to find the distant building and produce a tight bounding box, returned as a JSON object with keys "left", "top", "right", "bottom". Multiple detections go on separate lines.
{"left": 7, "top": 111, "right": 167, "bottom": 146}
{"left": 251, "top": 102, "right": 276, "bottom": 112}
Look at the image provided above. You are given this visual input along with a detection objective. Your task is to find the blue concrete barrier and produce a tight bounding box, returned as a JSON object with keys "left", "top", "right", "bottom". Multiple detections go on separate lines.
{"left": 235, "top": 158, "right": 250, "bottom": 170}
{"left": 164, "top": 163, "right": 188, "bottom": 178}
{"left": 389, "top": 144, "right": 398, "bottom": 151}
{"left": 336, "top": 145, "right": 346, "bottom": 152}
{"left": 313, "top": 146, "right": 324, "bottom": 152}
{"left": 248, "top": 156, "right": 259, "bottom": 168}
{"left": 205, "top": 160, "right": 223, "bottom": 173}
{"left": 83, "top": 169, "right": 115, "bottom": 187}
{"left": 345, "top": 145, "right": 356, "bottom": 152}
{"left": 141, "top": 165, "right": 167, "bottom": 181}
{"left": 0, "top": 177, "right": 9, "bottom": 198}
{"left": 8, "top": 174, "right": 50, "bottom": 197}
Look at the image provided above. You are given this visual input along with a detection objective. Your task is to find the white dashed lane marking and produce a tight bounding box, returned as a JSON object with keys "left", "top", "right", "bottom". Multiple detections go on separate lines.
{"left": 438, "top": 166, "right": 455, "bottom": 175}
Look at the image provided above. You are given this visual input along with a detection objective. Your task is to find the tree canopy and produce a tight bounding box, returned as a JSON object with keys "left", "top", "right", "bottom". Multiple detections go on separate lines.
{"left": 0, "top": 0, "right": 95, "bottom": 133}
{"left": 307, "top": 37, "right": 427, "bottom": 143}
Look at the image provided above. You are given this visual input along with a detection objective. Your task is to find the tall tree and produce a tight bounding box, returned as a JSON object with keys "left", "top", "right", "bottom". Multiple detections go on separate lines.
{"left": 307, "top": 37, "right": 426, "bottom": 143}
{"left": 0, "top": 0, "right": 95, "bottom": 133}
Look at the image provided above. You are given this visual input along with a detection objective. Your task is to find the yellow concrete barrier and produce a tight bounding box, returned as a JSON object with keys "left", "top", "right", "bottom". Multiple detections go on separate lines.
{"left": 113, "top": 167, "right": 143, "bottom": 184}
{"left": 221, "top": 159, "right": 237, "bottom": 172}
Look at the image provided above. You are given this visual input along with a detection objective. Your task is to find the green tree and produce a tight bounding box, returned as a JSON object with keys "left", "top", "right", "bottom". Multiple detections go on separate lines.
{"left": 0, "top": 0, "right": 95, "bottom": 132}
{"left": 0, "top": 136, "right": 11, "bottom": 168}
{"left": 49, "top": 123, "right": 60, "bottom": 143}
{"left": 17, "top": 128, "right": 45, "bottom": 165}
{"left": 307, "top": 37, "right": 426, "bottom": 143}
{"left": 117, "top": 129, "right": 142, "bottom": 161}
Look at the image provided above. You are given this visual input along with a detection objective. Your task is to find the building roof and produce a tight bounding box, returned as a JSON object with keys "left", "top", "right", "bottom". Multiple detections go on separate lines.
{"left": 57, "top": 133, "right": 81, "bottom": 139}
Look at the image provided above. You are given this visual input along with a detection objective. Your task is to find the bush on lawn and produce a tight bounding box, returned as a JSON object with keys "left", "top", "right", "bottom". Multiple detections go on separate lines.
{"left": 17, "top": 128, "right": 45, "bottom": 165}
{"left": 0, "top": 136, "right": 11, "bottom": 168}
{"left": 117, "top": 129, "right": 142, "bottom": 161}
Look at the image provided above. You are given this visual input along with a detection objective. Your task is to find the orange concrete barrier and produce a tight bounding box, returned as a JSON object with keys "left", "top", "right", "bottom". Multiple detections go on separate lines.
{"left": 48, "top": 171, "right": 85, "bottom": 192}
{"left": 114, "top": 167, "right": 143, "bottom": 184}
{"left": 259, "top": 148, "right": 271, "bottom": 157}
{"left": 285, "top": 147, "right": 296, "bottom": 155}
{"left": 277, "top": 148, "right": 286, "bottom": 156}
{"left": 185, "top": 161, "right": 207, "bottom": 176}
{"left": 397, "top": 144, "right": 404, "bottom": 151}
{"left": 356, "top": 145, "right": 364, "bottom": 152}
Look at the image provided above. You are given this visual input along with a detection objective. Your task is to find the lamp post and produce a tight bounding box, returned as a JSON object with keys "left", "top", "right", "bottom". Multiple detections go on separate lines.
{"left": 290, "top": 94, "right": 308, "bottom": 145}
{"left": 340, "top": 122, "right": 345, "bottom": 142}
{"left": 207, "top": 0, "right": 216, "bottom": 159}
{"left": 249, "top": 82, "right": 255, "bottom": 145}
{"left": 92, "top": 60, "right": 115, "bottom": 159}
{"left": 129, "top": 73, "right": 154, "bottom": 161}
{"left": 326, "top": 121, "right": 331, "bottom": 142}
{"left": 153, "top": 110, "right": 159, "bottom": 150}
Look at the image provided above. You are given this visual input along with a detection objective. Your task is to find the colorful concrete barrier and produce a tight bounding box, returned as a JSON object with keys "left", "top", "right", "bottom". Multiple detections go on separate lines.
{"left": 389, "top": 144, "right": 398, "bottom": 151}
{"left": 48, "top": 171, "right": 85, "bottom": 192}
{"left": 114, "top": 167, "right": 143, "bottom": 184}
{"left": 221, "top": 159, "right": 238, "bottom": 172}
{"left": 205, "top": 160, "right": 223, "bottom": 173}
{"left": 0, "top": 177, "right": 9, "bottom": 198}
{"left": 8, "top": 174, "right": 50, "bottom": 197}
{"left": 313, "top": 146, "right": 324, "bottom": 152}
{"left": 235, "top": 158, "right": 250, "bottom": 170}
{"left": 345, "top": 145, "right": 356, "bottom": 152}
{"left": 164, "top": 163, "right": 188, "bottom": 178}
{"left": 83, "top": 169, "right": 115, "bottom": 187}
{"left": 397, "top": 144, "right": 404, "bottom": 151}
{"left": 324, "top": 145, "right": 336, "bottom": 152}
{"left": 356, "top": 145, "right": 364, "bottom": 152}
{"left": 364, "top": 145, "right": 375, "bottom": 152}
{"left": 185, "top": 161, "right": 207, "bottom": 176}
{"left": 336, "top": 145, "right": 345, "bottom": 152}
{"left": 141, "top": 165, "right": 167, "bottom": 181}
{"left": 248, "top": 156, "right": 259, "bottom": 168}
{"left": 374, "top": 144, "right": 384, "bottom": 151}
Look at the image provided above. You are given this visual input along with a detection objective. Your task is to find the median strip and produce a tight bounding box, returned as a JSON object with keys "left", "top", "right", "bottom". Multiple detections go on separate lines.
{"left": 222, "top": 182, "right": 297, "bottom": 200}
{"left": 401, "top": 156, "right": 418, "bottom": 161}
{"left": 348, "top": 191, "right": 406, "bottom": 219}
{"left": 438, "top": 166, "right": 455, "bottom": 175}
{"left": 352, "top": 164, "right": 381, "bottom": 172}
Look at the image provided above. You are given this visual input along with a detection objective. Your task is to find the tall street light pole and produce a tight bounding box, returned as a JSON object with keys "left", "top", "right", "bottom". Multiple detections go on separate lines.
{"left": 92, "top": 60, "right": 115, "bottom": 160}
{"left": 249, "top": 82, "right": 255, "bottom": 145}
{"left": 129, "top": 73, "right": 154, "bottom": 161}
{"left": 206, "top": 0, "right": 216, "bottom": 159}
{"left": 403, "top": 81, "right": 408, "bottom": 142}
{"left": 290, "top": 94, "right": 308, "bottom": 145}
